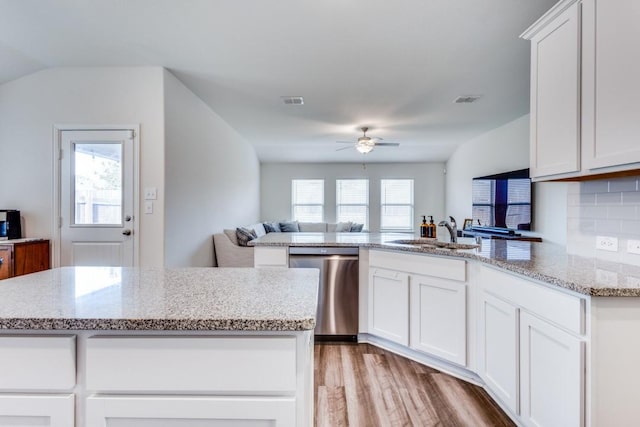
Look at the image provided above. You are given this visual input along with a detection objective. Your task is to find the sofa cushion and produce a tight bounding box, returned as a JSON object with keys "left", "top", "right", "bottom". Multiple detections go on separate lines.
{"left": 224, "top": 229, "right": 239, "bottom": 245}
{"left": 350, "top": 223, "right": 364, "bottom": 232}
{"left": 335, "top": 221, "right": 353, "bottom": 232}
{"left": 236, "top": 227, "right": 257, "bottom": 246}
{"left": 298, "top": 222, "right": 328, "bottom": 232}
{"left": 279, "top": 221, "right": 300, "bottom": 232}
{"left": 248, "top": 223, "right": 267, "bottom": 237}
{"left": 263, "top": 222, "right": 281, "bottom": 233}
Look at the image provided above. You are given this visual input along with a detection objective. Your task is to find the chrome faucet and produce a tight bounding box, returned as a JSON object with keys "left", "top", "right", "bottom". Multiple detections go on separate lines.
{"left": 438, "top": 216, "right": 458, "bottom": 243}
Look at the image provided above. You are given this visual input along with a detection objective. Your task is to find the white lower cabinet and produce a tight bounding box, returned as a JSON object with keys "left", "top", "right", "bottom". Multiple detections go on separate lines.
{"left": 478, "top": 291, "right": 519, "bottom": 415}
{"left": 410, "top": 273, "right": 466, "bottom": 366}
{"left": 86, "top": 395, "right": 296, "bottom": 426}
{"left": 520, "top": 312, "right": 583, "bottom": 427}
{"left": 0, "top": 394, "right": 74, "bottom": 427}
{"left": 368, "top": 267, "right": 409, "bottom": 345}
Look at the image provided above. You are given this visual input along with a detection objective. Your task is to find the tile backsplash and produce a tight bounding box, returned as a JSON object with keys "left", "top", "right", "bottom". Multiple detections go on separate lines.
{"left": 567, "top": 176, "right": 640, "bottom": 266}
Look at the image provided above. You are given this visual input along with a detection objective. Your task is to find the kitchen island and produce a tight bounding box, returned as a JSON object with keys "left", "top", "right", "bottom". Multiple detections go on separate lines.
{"left": 0, "top": 266, "right": 319, "bottom": 427}
{"left": 252, "top": 232, "right": 640, "bottom": 427}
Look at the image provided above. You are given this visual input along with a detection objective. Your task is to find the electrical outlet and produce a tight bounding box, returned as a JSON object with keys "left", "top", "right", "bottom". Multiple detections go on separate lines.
{"left": 628, "top": 239, "right": 640, "bottom": 255}
{"left": 596, "top": 236, "right": 618, "bottom": 252}
{"left": 596, "top": 268, "right": 618, "bottom": 285}
{"left": 144, "top": 187, "right": 157, "bottom": 200}
{"left": 144, "top": 201, "right": 153, "bottom": 214}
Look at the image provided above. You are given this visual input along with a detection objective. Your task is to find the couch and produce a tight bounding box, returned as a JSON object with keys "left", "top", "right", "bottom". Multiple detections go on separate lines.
{"left": 213, "top": 221, "right": 362, "bottom": 267}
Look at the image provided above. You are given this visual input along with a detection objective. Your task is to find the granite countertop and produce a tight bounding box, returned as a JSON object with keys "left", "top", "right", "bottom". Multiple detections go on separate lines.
{"left": 251, "top": 232, "right": 640, "bottom": 297}
{"left": 0, "top": 267, "right": 319, "bottom": 331}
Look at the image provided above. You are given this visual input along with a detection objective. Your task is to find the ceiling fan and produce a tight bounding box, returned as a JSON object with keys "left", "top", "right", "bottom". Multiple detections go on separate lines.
{"left": 336, "top": 127, "right": 400, "bottom": 154}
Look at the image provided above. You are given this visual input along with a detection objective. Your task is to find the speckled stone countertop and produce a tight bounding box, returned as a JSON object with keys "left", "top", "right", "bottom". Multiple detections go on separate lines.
{"left": 0, "top": 267, "right": 319, "bottom": 331}
{"left": 251, "top": 232, "right": 640, "bottom": 297}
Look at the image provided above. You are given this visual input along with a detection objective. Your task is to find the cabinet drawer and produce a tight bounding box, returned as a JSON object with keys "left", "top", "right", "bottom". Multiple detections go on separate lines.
{"left": 370, "top": 250, "right": 466, "bottom": 281}
{"left": 480, "top": 266, "right": 585, "bottom": 335}
{"left": 0, "top": 336, "right": 76, "bottom": 390}
{"left": 86, "top": 336, "right": 297, "bottom": 393}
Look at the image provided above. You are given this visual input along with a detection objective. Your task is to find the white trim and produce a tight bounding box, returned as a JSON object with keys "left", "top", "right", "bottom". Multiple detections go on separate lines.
{"left": 52, "top": 124, "right": 140, "bottom": 267}
{"left": 520, "top": 0, "right": 580, "bottom": 40}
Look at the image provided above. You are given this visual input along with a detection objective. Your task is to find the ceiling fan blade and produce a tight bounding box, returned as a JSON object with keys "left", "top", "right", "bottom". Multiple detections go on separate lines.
{"left": 335, "top": 146, "right": 353, "bottom": 151}
{"left": 375, "top": 142, "right": 400, "bottom": 147}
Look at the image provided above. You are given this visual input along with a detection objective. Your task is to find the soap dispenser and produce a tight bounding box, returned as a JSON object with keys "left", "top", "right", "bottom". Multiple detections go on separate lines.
{"left": 420, "top": 215, "right": 428, "bottom": 238}
{"left": 427, "top": 216, "right": 436, "bottom": 238}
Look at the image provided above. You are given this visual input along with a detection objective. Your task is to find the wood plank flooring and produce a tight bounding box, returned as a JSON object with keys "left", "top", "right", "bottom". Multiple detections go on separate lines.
{"left": 314, "top": 343, "right": 515, "bottom": 427}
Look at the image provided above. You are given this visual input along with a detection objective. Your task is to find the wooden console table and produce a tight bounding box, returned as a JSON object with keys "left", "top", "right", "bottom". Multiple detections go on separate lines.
{"left": 0, "top": 239, "right": 50, "bottom": 280}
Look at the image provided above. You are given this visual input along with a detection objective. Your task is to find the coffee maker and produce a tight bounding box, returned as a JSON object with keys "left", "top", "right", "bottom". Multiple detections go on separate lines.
{"left": 0, "top": 210, "right": 22, "bottom": 240}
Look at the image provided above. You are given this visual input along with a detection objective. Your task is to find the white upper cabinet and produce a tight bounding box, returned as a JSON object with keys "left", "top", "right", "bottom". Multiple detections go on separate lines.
{"left": 581, "top": 0, "right": 640, "bottom": 170}
{"left": 523, "top": 0, "right": 640, "bottom": 180}
{"left": 526, "top": 1, "right": 581, "bottom": 179}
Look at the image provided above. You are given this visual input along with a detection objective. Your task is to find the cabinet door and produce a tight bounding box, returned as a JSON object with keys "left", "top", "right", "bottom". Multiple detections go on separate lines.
{"left": 368, "top": 268, "right": 409, "bottom": 345}
{"left": 582, "top": 0, "right": 640, "bottom": 170}
{"left": 520, "top": 312, "right": 584, "bottom": 427}
{"left": 86, "top": 395, "right": 296, "bottom": 426}
{"left": 410, "top": 274, "right": 466, "bottom": 366}
{"left": 0, "top": 245, "right": 12, "bottom": 279}
{"left": 478, "top": 291, "right": 519, "bottom": 415}
{"left": 13, "top": 241, "right": 50, "bottom": 276}
{"left": 529, "top": 2, "right": 581, "bottom": 179}
{"left": 0, "top": 394, "right": 74, "bottom": 427}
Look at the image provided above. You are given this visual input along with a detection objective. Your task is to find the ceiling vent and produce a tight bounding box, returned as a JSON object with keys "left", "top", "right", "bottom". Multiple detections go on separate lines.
{"left": 454, "top": 95, "right": 482, "bottom": 104}
{"left": 281, "top": 96, "right": 304, "bottom": 105}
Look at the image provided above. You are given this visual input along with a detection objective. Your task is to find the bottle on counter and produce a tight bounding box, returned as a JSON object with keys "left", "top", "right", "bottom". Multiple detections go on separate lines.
{"left": 420, "top": 215, "right": 428, "bottom": 238}
{"left": 427, "top": 215, "right": 437, "bottom": 238}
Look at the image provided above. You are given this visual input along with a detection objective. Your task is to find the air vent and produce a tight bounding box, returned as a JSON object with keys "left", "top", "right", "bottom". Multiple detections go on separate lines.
{"left": 454, "top": 95, "right": 482, "bottom": 104}
{"left": 281, "top": 96, "right": 304, "bottom": 105}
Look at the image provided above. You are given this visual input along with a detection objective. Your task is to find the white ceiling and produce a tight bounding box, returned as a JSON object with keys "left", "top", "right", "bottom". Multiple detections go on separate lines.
{"left": 0, "top": 0, "right": 556, "bottom": 163}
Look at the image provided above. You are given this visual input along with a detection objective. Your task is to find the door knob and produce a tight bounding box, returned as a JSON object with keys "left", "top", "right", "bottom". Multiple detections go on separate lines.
{"left": 125, "top": 215, "right": 132, "bottom": 222}
{"left": 122, "top": 229, "right": 132, "bottom": 236}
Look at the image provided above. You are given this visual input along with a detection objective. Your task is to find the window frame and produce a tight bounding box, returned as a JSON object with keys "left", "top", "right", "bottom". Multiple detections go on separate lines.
{"left": 380, "top": 179, "right": 414, "bottom": 232}
{"left": 335, "top": 178, "right": 369, "bottom": 230}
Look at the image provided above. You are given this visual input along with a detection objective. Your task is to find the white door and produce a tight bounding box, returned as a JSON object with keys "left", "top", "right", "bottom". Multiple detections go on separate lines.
{"left": 410, "top": 274, "right": 467, "bottom": 366}
{"left": 478, "top": 291, "right": 520, "bottom": 416}
{"left": 59, "top": 129, "right": 135, "bottom": 267}
{"left": 520, "top": 312, "right": 584, "bottom": 427}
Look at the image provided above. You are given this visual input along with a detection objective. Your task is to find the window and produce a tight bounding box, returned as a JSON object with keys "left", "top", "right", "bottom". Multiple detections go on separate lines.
{"left": 380, "top": 179, "right": 414, "bottom": 231}
{"left": 336, "top": 179, "right": 369, "bottom": 229}
{"left": 292, "top": 179, "right": 324, "bottom": 222}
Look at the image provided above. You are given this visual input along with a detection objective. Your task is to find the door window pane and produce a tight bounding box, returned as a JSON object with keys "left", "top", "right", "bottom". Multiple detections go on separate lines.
{"left": 380, "top": 179, "right": 414, "bottom": 231}
{"left": 292, "top": 179, "right": 324, "bottom": 222}
{"left": 74, "top": 143, "right": 123, "bottom": 225}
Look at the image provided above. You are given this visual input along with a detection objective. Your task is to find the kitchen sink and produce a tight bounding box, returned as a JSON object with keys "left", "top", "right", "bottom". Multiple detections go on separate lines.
{"left": 386, "top": 239, "right": 479, "bottom": 250}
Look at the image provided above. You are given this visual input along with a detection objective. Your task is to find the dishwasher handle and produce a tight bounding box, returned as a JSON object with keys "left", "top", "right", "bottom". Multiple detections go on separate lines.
{"left": 289, "top": 247, "right": 359, "bottom": 256}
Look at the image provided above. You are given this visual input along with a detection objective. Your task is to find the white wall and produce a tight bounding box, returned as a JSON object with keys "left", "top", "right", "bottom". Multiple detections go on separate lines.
{"left": 163, "top": 70, "right": 260, "bottom": 267}
{"left": 445, "top": 114, "right": 567, "bottom": 245}
{"left": 0, "top": 67, "right": 166, "bottom": 266}
{"left": 261, "top": 162, "right": 445, "bottom": 232}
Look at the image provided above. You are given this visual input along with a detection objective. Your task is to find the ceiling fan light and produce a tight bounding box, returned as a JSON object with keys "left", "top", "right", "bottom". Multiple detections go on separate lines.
{"left": 356, "top": 143, "right": 374, "bottom": 154}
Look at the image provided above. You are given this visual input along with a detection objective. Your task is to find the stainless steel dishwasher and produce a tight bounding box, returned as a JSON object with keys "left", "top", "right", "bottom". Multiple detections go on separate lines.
{"left": 289, "top": 247, "right": 359, "bottom": 341}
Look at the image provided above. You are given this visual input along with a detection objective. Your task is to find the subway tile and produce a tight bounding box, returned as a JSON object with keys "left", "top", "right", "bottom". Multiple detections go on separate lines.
{"left": 622, "top": 191, "right": 640, "bottom": 205}
{"left": 582, "top": 206, "right": 608, "bottom": 219}
{"left": 596, "top": 192, "right": 622, "bottom": 205}
{"left": 579, "top": 193, "right": 596, "bottom": 206}
{"left": 579, "top": 219, "right": 596, "bottom": 234}
{"left": 595, "top": 218, "right": 622, "bottom": 235}
{"left": 608, "top": 205, "right": 637, "bottom": 220}
{"left": 566, "top": 205, "right": 582, "bottom": 219}
{"left": 622, "top": 220, "right": 640, "bottom": 237}
{"left": 609, "top": 177, "right": 638, "bottom": 192}
{"left": 566, "top": 182, "right": 581, "bottom": 195}
{"left": 581, "top": 180, "right": 609, "bottom": 194}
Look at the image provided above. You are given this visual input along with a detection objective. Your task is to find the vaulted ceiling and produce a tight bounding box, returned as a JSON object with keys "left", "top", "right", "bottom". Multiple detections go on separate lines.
{"left": 0, "top": 0, "right": 556, "bottom": 162}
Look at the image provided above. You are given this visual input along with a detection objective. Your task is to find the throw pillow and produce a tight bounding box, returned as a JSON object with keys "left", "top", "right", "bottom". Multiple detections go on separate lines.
{"left": 335, "top": 221, "right": 352, "bottom": 232}
{"left": 279, "top": 221, "right": 300, "bottom": 232}
{"left": 350, "top": 223, "right": 364, "bottom": 232}
{"left": 263, "top": 222, "right": 281, "bottom": 233}
{"left": 236, "top": 227, "right": 257, "bottom": 247}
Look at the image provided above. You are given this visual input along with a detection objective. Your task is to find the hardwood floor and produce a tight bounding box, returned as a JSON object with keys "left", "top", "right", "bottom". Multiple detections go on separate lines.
{"left": 314, "top": 343, "right": 515, "bottom": 427}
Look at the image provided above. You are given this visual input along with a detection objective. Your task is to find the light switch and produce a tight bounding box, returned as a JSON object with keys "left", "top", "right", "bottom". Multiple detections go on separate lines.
{"left": 144, "top": 187, "right": 157, "bottom": 200}
{"left": 144, "top": 201, "right": 153, "bottom": 214}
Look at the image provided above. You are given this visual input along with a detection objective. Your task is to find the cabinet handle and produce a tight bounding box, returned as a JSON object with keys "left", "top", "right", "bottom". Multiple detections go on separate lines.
{"left": 0, "top": 257, "right": 3, "bottom": 267}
